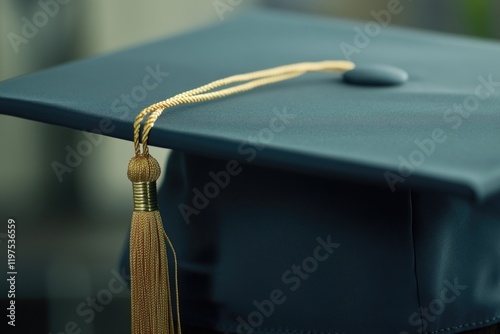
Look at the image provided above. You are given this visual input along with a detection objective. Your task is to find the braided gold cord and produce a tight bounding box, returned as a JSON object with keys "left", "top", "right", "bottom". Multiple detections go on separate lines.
{"left": 133, "top": 60, "right": 354, "bottom": 155}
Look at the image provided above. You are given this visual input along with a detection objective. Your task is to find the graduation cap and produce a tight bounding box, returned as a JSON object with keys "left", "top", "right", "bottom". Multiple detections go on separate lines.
{"left": 1, "top": 9, "right": 500, "bottom": 334}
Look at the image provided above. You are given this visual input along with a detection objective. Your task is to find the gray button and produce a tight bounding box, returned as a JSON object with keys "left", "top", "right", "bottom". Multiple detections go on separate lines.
{"left": 342, "top": 64, "right": 409, "bottom": 86}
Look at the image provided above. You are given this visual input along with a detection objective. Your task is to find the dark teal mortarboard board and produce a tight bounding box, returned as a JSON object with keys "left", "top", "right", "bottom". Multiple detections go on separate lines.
{"left": 0, "top": 9, "right": 499, "bottom": 334}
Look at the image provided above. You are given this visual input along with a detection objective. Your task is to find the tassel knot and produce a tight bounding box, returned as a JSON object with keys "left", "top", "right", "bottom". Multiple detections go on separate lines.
{"left": 127, "top": 154, "right": 161, "bottom": 183}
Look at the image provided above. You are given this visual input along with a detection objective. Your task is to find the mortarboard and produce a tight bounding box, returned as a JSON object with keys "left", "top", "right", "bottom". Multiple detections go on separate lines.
{"left": 1, "top": 9, "right": 500, "bottom": 334}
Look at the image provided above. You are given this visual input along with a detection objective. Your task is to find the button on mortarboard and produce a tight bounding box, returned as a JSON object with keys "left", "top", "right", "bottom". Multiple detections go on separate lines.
{"left": 342, "top": 64, "right": 409, "bottom": 86}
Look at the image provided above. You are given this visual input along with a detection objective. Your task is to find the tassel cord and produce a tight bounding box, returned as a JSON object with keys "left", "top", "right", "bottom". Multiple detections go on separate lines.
{"left": 133, "top": 60, "right": 354, "bottom": 156}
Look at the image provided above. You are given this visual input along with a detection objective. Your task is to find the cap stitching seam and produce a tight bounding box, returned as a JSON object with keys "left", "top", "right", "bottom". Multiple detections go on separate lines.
{"left": 215, "top": 325, "right": 345, "bottom": 334}
{"left": 425, "top": 315, "right": 500, "bottom": 334}
{"left": 213, "top": 316, "right": 500, "bottom": 334}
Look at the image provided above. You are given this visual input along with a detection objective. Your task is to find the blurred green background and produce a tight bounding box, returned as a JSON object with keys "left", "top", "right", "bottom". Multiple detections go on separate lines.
{"left": 0, "top": 0, "right": 498, "bottom": 333}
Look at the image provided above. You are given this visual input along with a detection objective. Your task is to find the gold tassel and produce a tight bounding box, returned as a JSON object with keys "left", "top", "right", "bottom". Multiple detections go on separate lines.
{"left": 127, "top": 60, "right": 354, "bottom": 334}
{"left": 128, "top": 154, "right": 177, "bottom": 334}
